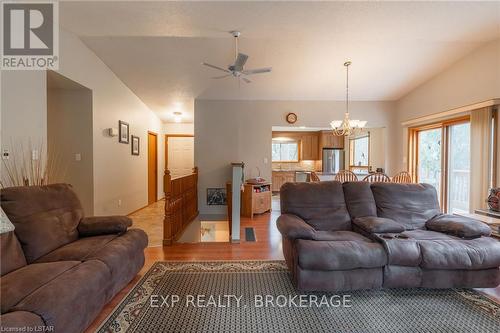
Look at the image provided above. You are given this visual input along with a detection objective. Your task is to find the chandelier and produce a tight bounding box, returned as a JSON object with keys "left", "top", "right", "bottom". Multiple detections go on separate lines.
{"left": 330, "top": 61, "right": 367, "bottom": 136}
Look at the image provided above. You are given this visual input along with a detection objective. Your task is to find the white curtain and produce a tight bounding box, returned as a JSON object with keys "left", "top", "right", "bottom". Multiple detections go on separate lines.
{"left": 469, "top": 107, "right": 493, "bottom": 212}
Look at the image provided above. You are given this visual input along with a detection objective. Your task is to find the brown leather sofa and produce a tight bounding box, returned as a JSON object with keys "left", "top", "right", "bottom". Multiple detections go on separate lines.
{"left": 278, "top": 181, "right": 500, "bottom": 291}
{"left": 0, "top": 184, "right": 148, "bottom": 333}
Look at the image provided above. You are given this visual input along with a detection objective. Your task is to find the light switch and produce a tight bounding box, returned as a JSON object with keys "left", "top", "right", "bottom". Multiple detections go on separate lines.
{"left": 31, "top": 150, "right": 39, "bottom": 160}
{"left": 75, "top": 153, "right": 82, "bottom": 161}
{"left": 263, "top": 157, "right": 268, "bottom": 164}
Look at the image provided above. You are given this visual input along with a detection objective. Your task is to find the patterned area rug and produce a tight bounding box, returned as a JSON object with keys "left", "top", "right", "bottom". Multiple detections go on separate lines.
{"left": 97, "top": 261, "right": 500, "bottom": 333}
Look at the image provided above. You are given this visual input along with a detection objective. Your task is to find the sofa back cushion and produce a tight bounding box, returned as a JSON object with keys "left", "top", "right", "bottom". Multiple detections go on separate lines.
{"left": 280, "top": 181, "right": 351, "bottom": 231}
{"left": 0, "top": 184, "right": 83, "bottom": 263}
{"left": 1, "top": 232, "right": 27, "bottom": 276}
{"left": 370, "top": 183, "right": 440, "bottom": 230}
{"left": 342, "top": 182, "right": 377, "bottom": 219}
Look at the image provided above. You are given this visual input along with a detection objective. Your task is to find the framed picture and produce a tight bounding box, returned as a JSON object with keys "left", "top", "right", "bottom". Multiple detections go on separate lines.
{"left": 207, "top": 188, "right": 227, "bottom": 206}
{"left": 119, "top": 120, "right": 129, "bottom": 144}
{"left": 131, "top": 135, "right": 140, "bottom": 155}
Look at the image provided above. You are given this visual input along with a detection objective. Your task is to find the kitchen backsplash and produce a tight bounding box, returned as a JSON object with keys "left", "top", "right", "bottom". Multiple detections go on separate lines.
{"left": 272, "top": 160, "right": 321, "bottom": 171}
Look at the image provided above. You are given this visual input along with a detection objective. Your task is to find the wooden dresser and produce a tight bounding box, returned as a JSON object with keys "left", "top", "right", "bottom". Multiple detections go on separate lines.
{"left": 241, "top": 182, "right": 272, "bottom": 218}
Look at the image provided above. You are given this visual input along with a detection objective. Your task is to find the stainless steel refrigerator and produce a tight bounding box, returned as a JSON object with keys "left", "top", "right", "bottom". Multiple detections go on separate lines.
{"left": 322, "top": 148, "right": 344, "bottom": 174}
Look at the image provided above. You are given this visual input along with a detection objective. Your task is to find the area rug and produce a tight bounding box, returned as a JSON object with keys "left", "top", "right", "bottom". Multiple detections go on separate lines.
{"left": 97, "top": 261, "right": 500, "bottom": 332}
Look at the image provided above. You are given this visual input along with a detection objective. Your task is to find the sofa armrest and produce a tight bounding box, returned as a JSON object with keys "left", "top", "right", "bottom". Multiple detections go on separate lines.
{"left": 426, "top": 214, "right": 491, "bottom": 239}
{"left": 78, "top": 216, "right": 132, "bottom": 237}
{"left": 353, "top": 216, "right": 405, "bottom": 234}
{"left": 277, "top": 214, "right": 315, "bottom": 240}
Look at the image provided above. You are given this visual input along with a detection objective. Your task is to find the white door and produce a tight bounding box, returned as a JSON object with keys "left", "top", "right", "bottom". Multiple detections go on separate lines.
{"left": 168, "top": 137, "right": 194, "bottom": 178}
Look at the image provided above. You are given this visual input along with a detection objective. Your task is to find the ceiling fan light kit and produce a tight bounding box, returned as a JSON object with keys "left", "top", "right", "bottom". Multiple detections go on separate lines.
{"left": 330, "top": 61, "right": 367, "bottom": 136}
{"left": 202, "top": 31, "right": 272, "bottom": 84}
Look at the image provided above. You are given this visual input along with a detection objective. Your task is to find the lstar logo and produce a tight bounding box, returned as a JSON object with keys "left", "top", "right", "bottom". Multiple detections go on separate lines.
{"left": 1, "top": 1, "right": 59, "bottom": 70}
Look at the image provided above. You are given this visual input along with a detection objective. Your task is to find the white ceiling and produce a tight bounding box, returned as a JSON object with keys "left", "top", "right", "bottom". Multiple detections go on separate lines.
{"left": 60, "top": 1, "right": 500, "bottom": 122}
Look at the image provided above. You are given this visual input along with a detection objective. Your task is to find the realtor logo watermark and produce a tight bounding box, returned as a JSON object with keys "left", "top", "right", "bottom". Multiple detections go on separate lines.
{"left": 1, "top": 1, "right": 59, "bottom": 70}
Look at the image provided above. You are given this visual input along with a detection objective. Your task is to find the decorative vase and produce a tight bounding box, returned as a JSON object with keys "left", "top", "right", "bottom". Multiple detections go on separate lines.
{"left": 487, "top": 188, "right": 500, "bottom": 212}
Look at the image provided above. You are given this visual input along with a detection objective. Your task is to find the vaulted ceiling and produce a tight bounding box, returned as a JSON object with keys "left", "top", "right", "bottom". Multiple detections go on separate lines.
{"left": 60, "top": 1, "right": 500, "bottom": 122}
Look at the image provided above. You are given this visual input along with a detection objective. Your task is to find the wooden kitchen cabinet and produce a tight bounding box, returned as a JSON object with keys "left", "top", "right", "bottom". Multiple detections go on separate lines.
{"left": 319, "top": 131, "right": 344, "bottom": 156}
{"left": 300, "top": 134, "right": 319, "bottom": 160}
{"left": 272, "top": 171, "right": 295, "bottom": 192}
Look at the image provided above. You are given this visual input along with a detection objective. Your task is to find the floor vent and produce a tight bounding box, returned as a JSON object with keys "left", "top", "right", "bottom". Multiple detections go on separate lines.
{"left": 245, "top": 227, "right": 256, "bottom": 242}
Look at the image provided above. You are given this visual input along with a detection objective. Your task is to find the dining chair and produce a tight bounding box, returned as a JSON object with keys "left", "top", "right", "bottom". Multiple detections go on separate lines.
{"left": 362, "top": 172, "right": 391, "bottom": 183}
{"left": 334, "top": 170, "right": 359, "bottom": 183}
{"left": 392, "top": 171, "right": 412, "bottom": 183}
{"left": 310, "top": 172, "right": 321, "bottom": 182}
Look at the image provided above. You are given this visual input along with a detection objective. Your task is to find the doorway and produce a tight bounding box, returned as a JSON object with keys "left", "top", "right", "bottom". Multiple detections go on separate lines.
{"left": 148, "top": 132, "right": 158, "bottom": 205}
{"left": 47, "top": 71, "right": 94, "bottom": 215}
{"left": 409, "top": 116, "right": 471, "bottom": 213}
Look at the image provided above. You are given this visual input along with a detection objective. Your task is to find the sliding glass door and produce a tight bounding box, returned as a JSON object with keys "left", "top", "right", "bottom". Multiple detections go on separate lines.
{"left": 447, "top": 122, "right": 470, "bottom": 213}
{"left": 417, "top": 128, "right": 442, "bottom": 202}
{"left": 411, "top": 117, "right": 470, "bottom": 213}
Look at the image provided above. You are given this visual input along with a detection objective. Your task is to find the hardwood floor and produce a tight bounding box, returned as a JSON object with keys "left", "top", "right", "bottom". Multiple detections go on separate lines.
{"left": 84, "top": 197, "right": 283, "bottom": 332}
{"left": 85, "top": 196, "right": 499, "bottom": 332}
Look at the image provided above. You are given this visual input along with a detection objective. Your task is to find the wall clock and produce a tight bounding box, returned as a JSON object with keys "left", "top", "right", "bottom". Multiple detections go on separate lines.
{"left": 286, "top": 113, "right": 297, "bottom": 124}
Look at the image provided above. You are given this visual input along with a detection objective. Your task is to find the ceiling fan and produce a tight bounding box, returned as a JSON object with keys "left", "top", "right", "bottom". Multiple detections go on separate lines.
{"left": 202, "top": 31, "right": 272, "bottom": 84}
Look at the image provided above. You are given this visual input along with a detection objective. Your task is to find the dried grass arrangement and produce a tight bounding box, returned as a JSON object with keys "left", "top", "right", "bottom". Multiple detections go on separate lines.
{"left": 1, "top": 139, "right": 66, "bottom": 188}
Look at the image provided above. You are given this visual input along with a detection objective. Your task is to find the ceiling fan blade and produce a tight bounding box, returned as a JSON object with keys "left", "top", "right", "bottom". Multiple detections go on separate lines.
{"left": 233, "top": 53, "right": 248, "bottom": 71}
{"left": 211, "top": 74, "right": 231, "bottom": 79}
{"left": 202, "top": 62, "right": 230, "bottom": 73}
{"left": 242, "top": 67, "right": 272, "bottom": 75}
{"left": 241, "top": 77, "right": 251, "bottom": 84}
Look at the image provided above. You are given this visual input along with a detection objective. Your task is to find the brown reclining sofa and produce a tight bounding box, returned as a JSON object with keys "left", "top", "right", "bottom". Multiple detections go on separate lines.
{"left": 0, "top": 184, "right": 148, "bottom": 332}
{"left": 278, "top": 181, "right": 500, "bottom": 291}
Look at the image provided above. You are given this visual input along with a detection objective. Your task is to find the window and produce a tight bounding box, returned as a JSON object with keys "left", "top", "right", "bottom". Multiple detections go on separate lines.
{"left": 272, "top": 140, "right": 299, "bottom": 162}
{"left": 349, "top": 135, "right": 369, "bottom": 168}
{"left": 409, "top": 116, "right": 470, "bottom": 213}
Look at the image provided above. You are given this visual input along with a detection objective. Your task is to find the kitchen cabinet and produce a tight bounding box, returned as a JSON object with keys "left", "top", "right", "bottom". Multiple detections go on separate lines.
{"left": 300, "top": 134, "right": 319, "bottom": 160}
{"left": 319, "top": 131, "right": 344, "bottom": 156}
{"left": 272, "top": 171, "right": 295, "bottom": 192}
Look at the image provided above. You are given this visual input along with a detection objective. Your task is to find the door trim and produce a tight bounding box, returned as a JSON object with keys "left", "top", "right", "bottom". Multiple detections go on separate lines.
{"left": 165, "top": 134, "right": 194, "bottom": 171}
{"left": 148, "top": 131, "right": 158, "bottom": 204}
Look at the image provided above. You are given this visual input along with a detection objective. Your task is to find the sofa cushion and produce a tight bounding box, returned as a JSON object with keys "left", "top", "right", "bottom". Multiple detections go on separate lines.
{"left": 280, "top": 181, "right": 351, "bottom": 231}
{"left": 370, "top": 183, "right": 440, "bottom": 230}
{"left": 78, "top": 216, "right": 132, "bottom": 237}
{"left": 1, "top": 184, "right": 83, "bottom": 263}
{"left": 343, "top": 181, "right": 377, "bottom": 219}
{"left": 1, "top": 261, "right": 80, "bottom": 313}
{"left": 0, "top": 232, "right": 27, "bottom": 276}
{"left": 353, "top": 217, "right": 405, "bottom": 233}
{"left": 36, "top": 229, "right": 148, "bottom": 299}
{"left": 35, "top": 234, "right": 118, "bottom": 263}
{"left": 12, "top": 260, "right": 110, "bottom": 333}
{"left": 297, "top": 234, "right": 387, "bottom": 270}
{"left": 426, "top": 214, "right": 491, "bottom": 238}
{"left": 419, "top": 237, "right": 500, "bottom": 270}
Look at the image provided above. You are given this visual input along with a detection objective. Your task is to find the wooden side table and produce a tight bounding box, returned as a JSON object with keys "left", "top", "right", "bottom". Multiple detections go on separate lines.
{"left": 241, "top": 182, "right": 272, "bottom": 218}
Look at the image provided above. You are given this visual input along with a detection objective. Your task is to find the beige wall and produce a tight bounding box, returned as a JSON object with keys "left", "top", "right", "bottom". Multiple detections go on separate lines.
{"left": 394, "top": 39, "right": 500, "bottom": 172}
{"left": 1, "top": 71, "right": 47, "bottom": 150}
{"left": 1, "top": 29, "right": 164, "bottom": 215}
{"left": 47, "top": 81, "right": 94, "bottom": 215}
{"left": 195, "top": 100, "right": 397, "bottom": 215}
{"left": 163, "top": 122, "right": 194, "bottom": 135}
